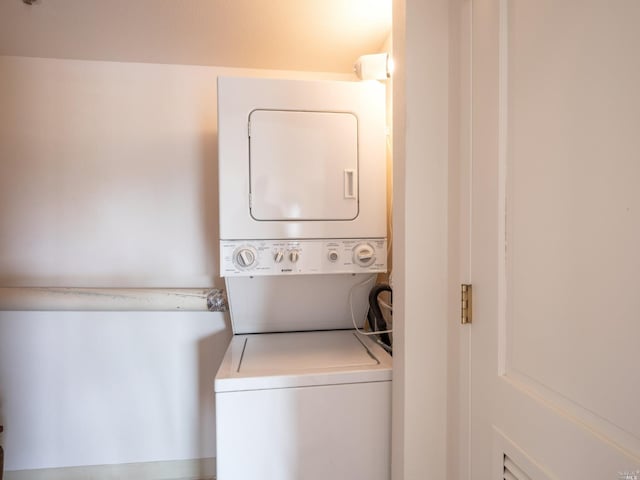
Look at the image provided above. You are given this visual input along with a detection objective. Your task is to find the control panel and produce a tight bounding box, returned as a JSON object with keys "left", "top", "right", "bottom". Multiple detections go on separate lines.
{"left": 220, "top": 238, "right": 387, "bottom": 277}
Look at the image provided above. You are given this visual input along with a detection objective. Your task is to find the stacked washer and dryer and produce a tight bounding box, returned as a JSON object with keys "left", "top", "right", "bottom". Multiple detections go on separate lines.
{"left": 214, "top": 76, "right": 391, "bottom": 480}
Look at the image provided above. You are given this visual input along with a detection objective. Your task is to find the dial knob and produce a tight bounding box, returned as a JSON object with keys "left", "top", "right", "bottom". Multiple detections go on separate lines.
{"left": 234, "top": 247, "right": 256, "bottom": 269}
{"left": 274, "top": 250, "right": 284, "bottom": 263}
{"left": 289, "top": 250, "right": 300, "bottom": 263}
{"left": 328, "top": 250, "right": 339, "bottom": 262}
{"left": 353, "top": 243, "right": 376, "bottom": 267}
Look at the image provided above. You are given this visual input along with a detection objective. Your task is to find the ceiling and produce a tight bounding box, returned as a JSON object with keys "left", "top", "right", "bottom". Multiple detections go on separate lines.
{"left": 0, "top": 0, "right": 392, "bottom": 73}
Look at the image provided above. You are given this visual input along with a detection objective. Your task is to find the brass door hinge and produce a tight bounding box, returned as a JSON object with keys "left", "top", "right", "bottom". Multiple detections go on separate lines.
{"left": 461, "top": 284, "right": 472, "bottom": 324}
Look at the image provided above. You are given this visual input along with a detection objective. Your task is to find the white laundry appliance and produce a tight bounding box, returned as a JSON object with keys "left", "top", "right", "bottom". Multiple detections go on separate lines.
{"left": 214, "top": 76, "right": 391, "bottom": 480}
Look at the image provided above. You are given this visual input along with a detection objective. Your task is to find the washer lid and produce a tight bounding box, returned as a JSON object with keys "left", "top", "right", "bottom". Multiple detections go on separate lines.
{"left": 240, "top": 330, "right": 378, "bottom": 374}
{"left": 215, "top": 330, "right": 392, "bottom": 392}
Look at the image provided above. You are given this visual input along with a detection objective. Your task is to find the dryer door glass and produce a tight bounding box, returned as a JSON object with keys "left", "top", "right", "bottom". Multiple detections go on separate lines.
{"left": 248, "top": 110, "right": 359, "bottom": 221}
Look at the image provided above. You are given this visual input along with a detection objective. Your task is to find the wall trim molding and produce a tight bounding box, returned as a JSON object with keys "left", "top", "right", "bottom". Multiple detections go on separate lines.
{"left": 5, "top": 457, "right": 215, "bottom": 480}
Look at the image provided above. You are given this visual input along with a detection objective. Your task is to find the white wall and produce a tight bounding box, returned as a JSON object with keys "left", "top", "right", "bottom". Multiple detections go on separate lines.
{"left": 392, "top": 0, "right": 451, "bottom": 478}
{"left": 0, "top": 311, "right": 227, "bottom": 470}
{"left": 0, "top": 56, "right": 351, "bottom": 471}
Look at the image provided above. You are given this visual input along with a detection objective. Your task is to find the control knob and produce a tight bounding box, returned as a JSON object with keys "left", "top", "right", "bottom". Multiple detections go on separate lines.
{"left": 233, "top": 247, "right": 257, "bottom": 269}
{"left": 353, "top": 243, "right": 376, "bottom": 267}
{"left": 289, "top": 250, "right": 300, "bottom": 263}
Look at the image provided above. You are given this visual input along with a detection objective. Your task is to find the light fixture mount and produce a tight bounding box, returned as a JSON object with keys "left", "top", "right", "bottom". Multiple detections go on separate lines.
{"left": 354, "top": 53, "right": 392, "bottom": 81}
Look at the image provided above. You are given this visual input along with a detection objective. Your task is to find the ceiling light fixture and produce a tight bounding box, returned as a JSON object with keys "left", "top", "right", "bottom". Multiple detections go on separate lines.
{"left": 354, "top": 53, "right": 392, "bottom": 81}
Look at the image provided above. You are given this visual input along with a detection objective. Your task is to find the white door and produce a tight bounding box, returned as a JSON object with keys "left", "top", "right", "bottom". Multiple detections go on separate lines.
{"left": 469, "top": 0, "right": 640, "bottom": 478}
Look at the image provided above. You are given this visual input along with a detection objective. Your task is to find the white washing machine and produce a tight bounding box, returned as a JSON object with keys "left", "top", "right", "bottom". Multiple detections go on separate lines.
{"left": 215, "top": 77, "right": 391, "bottom": 480}
{"left": 215, "top": 328, "right": 392, "bottom": 480}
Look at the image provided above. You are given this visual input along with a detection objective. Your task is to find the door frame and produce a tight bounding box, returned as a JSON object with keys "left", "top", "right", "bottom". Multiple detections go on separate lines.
{"left": 391, "top": 0, "right": 471, "bottom": 478}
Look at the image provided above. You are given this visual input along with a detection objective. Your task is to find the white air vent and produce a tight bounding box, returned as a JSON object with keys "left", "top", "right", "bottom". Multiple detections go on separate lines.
{"left": 504, "top": 454, "right": 532, "bottom": 480}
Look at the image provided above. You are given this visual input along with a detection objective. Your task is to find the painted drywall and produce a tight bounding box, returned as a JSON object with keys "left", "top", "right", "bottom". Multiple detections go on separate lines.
{"left": 0, "top": 0, "right": 391, "bottom": 73}
{"left": 0, "top": 311, "right": 227, "bottom": 471}
{"left": 392, "top": 0, "right": 450, "bottom": 478}
{"left": 0, "top": 56, "right": 352, "bottom": 471}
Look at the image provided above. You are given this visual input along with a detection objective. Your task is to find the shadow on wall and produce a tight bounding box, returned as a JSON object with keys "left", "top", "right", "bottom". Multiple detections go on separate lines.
{"left": 1, "top": 405, "right": 4, "bottom": 480}
{"left": 0, "top": 345, "right": 7, "bottom": 479}
{"left": 198, "top": 317, "right": 232, "bottom": 477}
{"left": 197, "top": 109, "right": 229, "bottom": 478}
{"left": 200, "top": 129, "right": 221, "bottom": 289}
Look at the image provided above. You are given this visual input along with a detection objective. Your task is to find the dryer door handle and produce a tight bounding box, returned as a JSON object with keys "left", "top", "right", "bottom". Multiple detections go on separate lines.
{"left": 344, "top": 169, "right": 357, "bottom": 199}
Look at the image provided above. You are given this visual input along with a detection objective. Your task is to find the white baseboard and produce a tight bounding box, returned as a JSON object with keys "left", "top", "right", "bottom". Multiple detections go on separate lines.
{"left": 4, "top": 457, "right": 215, "bottom": 480}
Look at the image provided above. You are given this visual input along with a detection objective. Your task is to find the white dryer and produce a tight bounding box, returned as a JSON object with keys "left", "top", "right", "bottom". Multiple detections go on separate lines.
{"left": 215, "top": 76, "right": 391, "bottom": 480}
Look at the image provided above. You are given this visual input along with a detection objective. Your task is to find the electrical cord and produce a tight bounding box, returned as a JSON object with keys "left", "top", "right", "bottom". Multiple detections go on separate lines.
{"left": 377, "top": 298, "right": 392, "bottom": 311}
{"left": 349, "top": 274, "right": 393, "bottom": 336}
{"left": 375, "top": 337, "right": 393, "bottom": 353}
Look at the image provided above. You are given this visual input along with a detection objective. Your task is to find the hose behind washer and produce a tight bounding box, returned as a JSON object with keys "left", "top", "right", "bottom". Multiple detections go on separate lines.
{"left": 367, "top": 283, "right": 392, "bottom": 350}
